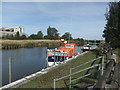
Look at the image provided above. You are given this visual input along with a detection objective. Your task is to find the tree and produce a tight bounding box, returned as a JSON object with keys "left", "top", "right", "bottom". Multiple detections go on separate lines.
{"left": 103, "top": 2, "right": 120, "bottom": 48}
{"left": 20, "top": 35, "right": 27, "bottom": 40}
{"left": 75, "top": 38, "right": 84, "bottom": 46}
{"left": 47, "top": 26, "right": 59, "bottom": 40}
{"left": 2, "top": 34, "right": 14, "bottom": 40}
{"left": 28, "top": 34, "right": 38, "bottom": 40}
{"left": 44, "top": 35, "right": 51, "bottom": 39}
{"left": 61, "top": 32, "right": 73, "bottom": 40}
{"left": 37, "top": 31, "right": 43, "bottom": 39}
{"left": 70, "top": 38, "right": 84, "bottom": 46}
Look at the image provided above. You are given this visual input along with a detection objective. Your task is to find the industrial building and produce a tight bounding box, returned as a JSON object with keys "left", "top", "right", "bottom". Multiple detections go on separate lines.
{"left": 0, "top": 26, "right": 25, "bottom": 37}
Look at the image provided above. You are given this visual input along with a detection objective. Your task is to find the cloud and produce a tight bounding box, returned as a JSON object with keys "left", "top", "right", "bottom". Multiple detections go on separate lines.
{"left": 2, "top": 2, "right": 108, "bottom": 39}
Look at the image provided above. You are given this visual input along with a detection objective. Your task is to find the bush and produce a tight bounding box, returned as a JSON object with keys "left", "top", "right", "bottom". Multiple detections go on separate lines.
{"left": 118, "top": 48, "right": 120, "bottom": 57}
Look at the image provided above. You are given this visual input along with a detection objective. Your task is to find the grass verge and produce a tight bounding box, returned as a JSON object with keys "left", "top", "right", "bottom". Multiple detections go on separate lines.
{"left": 18, "top": 49, "right": 101, "bottom": 88}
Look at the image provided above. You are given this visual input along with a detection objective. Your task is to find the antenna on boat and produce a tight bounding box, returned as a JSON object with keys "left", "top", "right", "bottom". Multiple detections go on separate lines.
{"left": 68, "top": 32, "right": 70, "bottom": 44}
{"left": 68, "top": 32, "right": 71, "bottom": 58}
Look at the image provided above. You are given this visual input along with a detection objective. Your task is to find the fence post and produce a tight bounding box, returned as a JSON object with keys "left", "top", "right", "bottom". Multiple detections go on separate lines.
{"left": 9, "top": 56, "right": 12, "bottom": 84}
{"left": 101, "top": 56, "right": 104, "bottom": 76}
{"left": 54, "top": 79, "right": 56, "bottom": 90}
{"left": 69, "top": 68, "right": 72, "bottom": 89}
{"left": 98, "top": 64, "right": 101, "bottom": 79}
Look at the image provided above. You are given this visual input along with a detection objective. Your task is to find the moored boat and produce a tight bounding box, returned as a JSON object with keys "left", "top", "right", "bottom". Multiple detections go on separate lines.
{"left": 47, "top": 40, "right": 78, "bottom": 66}
{"left": 81, "top": 44, "right": 97, "bottom": 52}
{"left": 81, "top": 44, "right": 92, "bottom": 52}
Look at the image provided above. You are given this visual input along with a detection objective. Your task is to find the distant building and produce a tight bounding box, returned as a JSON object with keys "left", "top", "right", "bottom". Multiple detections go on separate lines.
{"left": 0, "top": 26, "right": 27, "bottom": 37}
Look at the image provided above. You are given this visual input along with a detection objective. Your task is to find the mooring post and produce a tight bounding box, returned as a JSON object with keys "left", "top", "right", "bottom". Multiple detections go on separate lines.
{"left": 0, "top": 49, "right": 2, "bottom": 87}
{"left": 69, "top": 68, "right": 72, "bottom": 89}
{"left": 101, "top": 56, "right": 104, "bottom": 76}
{"left": 54, "top": 79, "right": 56, "bottom": 90}
{"left": 9, "top": 56, "right": 12, "bottom": 84}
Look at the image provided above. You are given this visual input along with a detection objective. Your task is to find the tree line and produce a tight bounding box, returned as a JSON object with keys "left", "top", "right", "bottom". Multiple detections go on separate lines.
{"left": 103, "top": 1, "right": 120, "bottom": 49}
{"left": 2, "top": 26, "right": 84, "bottom": 46}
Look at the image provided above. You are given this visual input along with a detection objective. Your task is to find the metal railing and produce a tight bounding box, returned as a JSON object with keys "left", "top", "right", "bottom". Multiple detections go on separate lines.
{"left": 53, "top": 56, "right": 104, "bottom": 90}
{"left": 69, "top": 56, "right": 104, "bottom": 88}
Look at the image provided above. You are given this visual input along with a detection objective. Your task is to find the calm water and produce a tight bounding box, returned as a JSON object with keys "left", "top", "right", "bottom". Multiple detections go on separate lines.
{"left": 1, "top": 47, "right": 82, "bottom": 87}
{"left": 1, "top": 47, "right": 47, "bottom": 86}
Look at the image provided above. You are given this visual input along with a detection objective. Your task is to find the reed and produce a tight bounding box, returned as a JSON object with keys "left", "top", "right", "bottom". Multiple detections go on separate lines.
{"left": 0, "top": 40, "right": 62, "bottom": 49}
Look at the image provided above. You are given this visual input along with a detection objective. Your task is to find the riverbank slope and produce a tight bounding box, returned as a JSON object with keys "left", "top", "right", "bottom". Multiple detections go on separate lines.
{"left": 19, "top": 49, "right": 100, "bottom": 88}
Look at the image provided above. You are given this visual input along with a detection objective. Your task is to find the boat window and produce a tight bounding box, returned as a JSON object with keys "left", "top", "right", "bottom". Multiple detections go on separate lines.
{"left": 65, "top": 45, "right": 74, "bottom": 48}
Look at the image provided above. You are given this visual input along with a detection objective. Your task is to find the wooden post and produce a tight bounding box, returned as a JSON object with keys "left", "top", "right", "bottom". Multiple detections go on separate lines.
{"left": 9, "top": 56, "right": 12, "bottom": 84}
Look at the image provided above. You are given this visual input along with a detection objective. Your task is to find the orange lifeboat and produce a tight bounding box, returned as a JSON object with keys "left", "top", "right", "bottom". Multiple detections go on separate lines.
{"left": 47, "top": 40, "right": 78, "bottom": 64}
{"left": 57, "top": 43, "right": 78, "bottom": 57}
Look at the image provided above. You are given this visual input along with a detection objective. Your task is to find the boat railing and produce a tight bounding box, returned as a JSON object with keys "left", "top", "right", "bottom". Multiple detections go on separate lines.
{"left": 48, "top": 51, "right": 68, "bottom": 56}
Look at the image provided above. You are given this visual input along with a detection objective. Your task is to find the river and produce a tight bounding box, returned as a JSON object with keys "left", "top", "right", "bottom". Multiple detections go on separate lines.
{"left": 1, "top": 47, "right": 82, "bottom": 87}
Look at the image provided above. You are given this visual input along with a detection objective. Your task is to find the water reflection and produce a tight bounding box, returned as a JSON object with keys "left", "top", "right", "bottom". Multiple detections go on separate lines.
{"left": 2, "top": 47, "right": 47, "bottom": 86}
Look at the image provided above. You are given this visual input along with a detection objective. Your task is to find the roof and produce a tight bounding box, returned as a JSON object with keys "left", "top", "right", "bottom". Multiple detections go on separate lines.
{"left": 0, "top": 26, "right": 24, "bottom": 31}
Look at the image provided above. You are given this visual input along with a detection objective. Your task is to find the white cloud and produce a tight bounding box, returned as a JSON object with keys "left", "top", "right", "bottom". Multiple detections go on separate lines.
{"left": 2, "top": 2, "right": 108, "bottom": 39}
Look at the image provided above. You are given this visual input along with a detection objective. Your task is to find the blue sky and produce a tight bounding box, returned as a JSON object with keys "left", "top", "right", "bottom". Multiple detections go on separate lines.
{"left": 2, "top": 2, "right": 108, "bottom": 40}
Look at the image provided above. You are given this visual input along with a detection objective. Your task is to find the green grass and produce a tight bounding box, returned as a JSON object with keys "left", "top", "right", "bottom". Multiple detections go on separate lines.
{"left": 18, "top": 49, "right": 101, "bottom": 88}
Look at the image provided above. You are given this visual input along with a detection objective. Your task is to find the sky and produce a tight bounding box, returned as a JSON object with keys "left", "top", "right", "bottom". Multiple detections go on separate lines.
{"left": 1, "top": 2, "right": 108, "bottom": 40}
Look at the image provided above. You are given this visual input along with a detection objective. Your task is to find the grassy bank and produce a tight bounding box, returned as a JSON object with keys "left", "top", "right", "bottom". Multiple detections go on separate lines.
{"left": 19, "top": 50, "right": 101, "bottom": 88}
{"left": 0, "top": 40, "right": 62, "bottom": 49}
